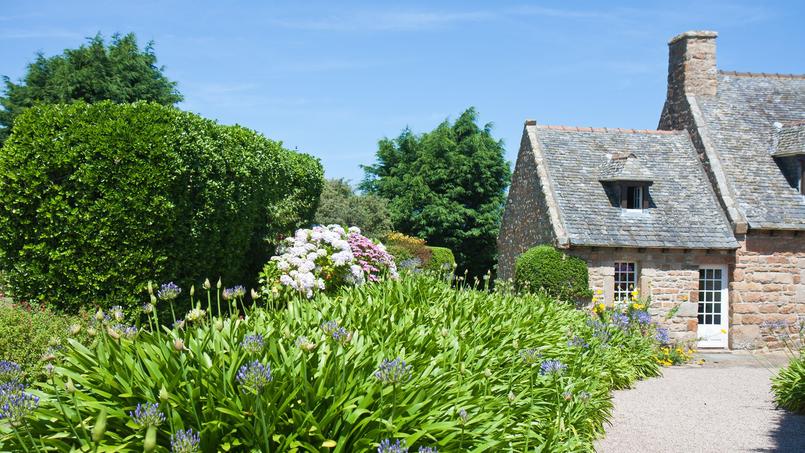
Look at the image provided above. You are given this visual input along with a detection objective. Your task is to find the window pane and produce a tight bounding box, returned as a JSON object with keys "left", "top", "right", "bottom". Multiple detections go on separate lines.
{"left": 698, "top": 302, "right": 705, "bottom": 313}
{"left": 698, "top": 314, "right": 704, "bottom": 324}
{"left": 705, "top": 315, "right": 713, "bottom": 324}
{"left": 706, "top": 303, "right": 713, "bottom": 314}
{"left": 713, "top": 292, "right": 721, "bottom": 303}
{"left": 714, "top": 315, "right": 721, "bottom": 324}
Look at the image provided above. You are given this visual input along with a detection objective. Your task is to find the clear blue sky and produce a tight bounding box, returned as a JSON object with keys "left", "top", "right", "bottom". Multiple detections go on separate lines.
{"left": 2, "top": 1, "right": 803, "bottom": 184}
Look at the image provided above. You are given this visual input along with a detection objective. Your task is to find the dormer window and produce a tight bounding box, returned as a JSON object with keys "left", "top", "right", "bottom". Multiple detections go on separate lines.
{"left": 599, "top": 152, "right": 654, "bottom": 211}
{"left": 800, "top": 159, "right": 805, "bottom": 195}
{"left": 770, "top": 122, "right": 805, "bottom": 195}
{"left": 625, "top": 185, "right": 644, "bottom": 210}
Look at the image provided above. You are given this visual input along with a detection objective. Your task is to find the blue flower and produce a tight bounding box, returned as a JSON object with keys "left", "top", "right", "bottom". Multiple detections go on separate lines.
{"left": 655, "top": 328, "right": 671, "bottom": 345}
{"left": 171, "top": 428, "right": 201, "bottom": 453}
{"left": 129, "top": 402, "right": 165, "bottom": 428}
{"left": 241, "top": 334, "right": 265, "bottom": 354}
{"left": 418, "top": 447, "right": 438, "bottom": 453}
{"left": 374, "top": 358, "right": 412, "bottom": 385}
{"left": 539, "top": 360, "right": 567, "bottom": 376}
{"left": 236, "top": 360, "right": 272, "bottom": 393}
{"left": 222, "top": 285, "right": 246, "bottom": 300}
{"left": 0, "top": 361, "right": 22, "bottom": 384}
{"left": 378, "top": 438, "right": 408, "bottom": 453}
{"left": 158, "top": 282, "right": 182, "bottom": 301}
{"left": 320, "top": 320, "right": 340, "bottom": 335}
{"left": 611, "top": 313, "right": 630, "bottom": 329}
{"left": 568, "top": 336, "right": 589, "bottom": 348}
{"left": 634, "top": 311, "right": 652, "bottom": 325}
{"left": 0, "top": 382, "right": 39, "bottom": 425}
{"left": 520, "top": 348, "right": 541, "bottom": 365}
{"left": 110, "top": 305, "right": 125, "bottom": 321}
{"left": 457, "top": 408, "right": 468, "bottom": 424}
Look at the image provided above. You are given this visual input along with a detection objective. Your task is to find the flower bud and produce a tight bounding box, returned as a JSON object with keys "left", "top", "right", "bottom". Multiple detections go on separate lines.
{"left": 69, "top": 323, "right": 82, "bottom": 336}
{"left": 512, "top": 339, "right": 520, "bottom": 349}
{"left": 87, "top": 327, "right": 97, "bottom": 337}
{"left": 484, "top": 368, "right": 492, "bottom": 378}
{"left": 214, "top": 319, "right": 224, "bottom": 332}
{"left": 203, "top": 278, "right": 211, "bottom": 290}
{"left": 173, "top": 338, "right": 185, "bottom": 351}
{"left": 190, "top": 285, "right": 195, "bottom": 297}
{"left": 144, "top": 425, "right": 157, "bottom": 452}
{"left": 159, "top": 385, "right": 170, "bottom": 402}
{"left": 508, "top": 391, "right": 516, "bottom": 402}
{"left": 94, "top": 309, "right": 105, "bottom": 322}
{"left": 150, "top": 294, "right": 157, "bottom": 305}
{"left": 251, "top": 288, "right": 260, "bottom": 300}
{"left": 44, "top": 363, "right": 55, "bottom": 377}
{"left": 91, "top": 409, "right": 107, "bottom": 442}
{"left": 107, "top": 326, "right": 121, "bottom": 340}
{"left": 216, "top": 277, "right": 222, "bottom": 289}
{"left": 147, "top": 281, "right": 153, "bottom": 295}
{"left": 65, "top": 377, "right": 76, "bottom": 393}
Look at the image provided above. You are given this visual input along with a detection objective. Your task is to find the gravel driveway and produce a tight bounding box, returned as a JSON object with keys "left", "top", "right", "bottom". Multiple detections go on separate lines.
{"left": 595, "top": 352, "right": 805, "bottom": 453}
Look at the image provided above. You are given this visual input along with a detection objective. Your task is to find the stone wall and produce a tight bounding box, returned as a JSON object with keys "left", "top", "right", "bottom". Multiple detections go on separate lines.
{"left": 568, "top": 247, "right": 734, "bottom": 343}
{"left": 730, "top": 231, "right": 805, "bottom": 350}
{"left": 497, "top": 127, "right": 557, "bottom": 280}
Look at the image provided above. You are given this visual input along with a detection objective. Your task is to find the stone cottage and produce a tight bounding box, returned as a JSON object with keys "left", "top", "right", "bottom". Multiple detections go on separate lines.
{"left": 498, "top": 31, "right": 805, "bottom": 349}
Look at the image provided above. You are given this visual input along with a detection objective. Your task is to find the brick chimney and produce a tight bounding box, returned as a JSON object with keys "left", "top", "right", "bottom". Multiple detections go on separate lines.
{"left": 659, "top": 30, "right": 718, "bottom": 130}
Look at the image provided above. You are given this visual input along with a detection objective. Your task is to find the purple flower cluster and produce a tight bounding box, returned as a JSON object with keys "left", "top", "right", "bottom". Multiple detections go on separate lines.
{"left": 158, "top": 282, "right": 182, "bottom": 301}
{"left": 418, "top": 447, "right": 439, "bottom": 453}
{"left": 633, "top": 311, "right": 652, "bottom": 325}
{"left": 321, "top": 320, "right": 353, "bottom": 343}
{"left": 374, "top": 358, "right": 412, "bottom": 385}
{"left": 655, "top": 328, "right": 671, "bottom": 345}
{"left": 378, "top": 438, "right": 408, "bottom": 453}
{"left": 236, "top": 360, "right": 273, "bottom": 393}
{"left": 241, "top": 334, "right": 265, "bottom": 354}
{"left": 348, "top": 232, "right": 398, "bottom": 282}
{"left": 0, "top": 382, "right": 39, "bottom": 424}
{"left": 223, "top": 285, "right": 246, "bottom": 300}
{"left": 539, "top": 360, "right": 567, "bottom": 376}
{"left": 171, "top": 428, "right": 201, "bottom": 453}
{"left": 519, "top": 348, "right": 541, "bottom": 365}
{"left": 611, "top": 313, "right": 630, "bottom": 330}
{"left": 568, "top": 336, "right": 589, "bottom": 349}
{"left": 129, "top": 402, "right": 166, "bottom": 428}
{"left": 0, "top": 361, "right": 22, "bottom": 384}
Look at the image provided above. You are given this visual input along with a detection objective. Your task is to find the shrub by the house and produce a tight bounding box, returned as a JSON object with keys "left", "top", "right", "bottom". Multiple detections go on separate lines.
{"left": 424, "top": 246, "right": 456, "bottom": 273}
{"left": 514, "top": 245, "right": 593, "bottom": 302}
{"left": 0, "top": 102, "right": 323, "bottom": 311}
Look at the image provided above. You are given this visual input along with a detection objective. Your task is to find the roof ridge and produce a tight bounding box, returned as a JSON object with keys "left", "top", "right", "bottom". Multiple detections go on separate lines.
{"left": 719, "top": 70, "right": 805, "bottom": 80}
{"left": 533, "top": 124, "right": 682, "bottom": 135}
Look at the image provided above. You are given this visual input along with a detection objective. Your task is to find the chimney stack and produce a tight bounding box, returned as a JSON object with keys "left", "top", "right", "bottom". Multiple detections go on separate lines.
{"left": 658, "top": 31, "right": 718, "bottom": 130}
{"left": 667, "top": 30, "right": 718, "bottom": 97}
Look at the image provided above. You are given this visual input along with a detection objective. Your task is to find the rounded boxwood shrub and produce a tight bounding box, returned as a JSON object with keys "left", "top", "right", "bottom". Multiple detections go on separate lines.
{"left": 514, "top": 245, "right": 592, "bottom": 302}
{"left": 0, "top": 101, "right": 323, "bottom": 311}
{"left": 424, "top": 246, "right": 455, "bottom": 273}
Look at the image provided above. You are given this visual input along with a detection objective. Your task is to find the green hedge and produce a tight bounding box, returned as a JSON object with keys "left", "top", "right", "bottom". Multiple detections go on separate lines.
{"left": 0, "top": 102, "right": 323, "bottom": 311}
{"left": 514, "top": 245, "right": 592, "bottom": 302}
{"left": 424, "top": 246, "right": 455, "bottom": 272}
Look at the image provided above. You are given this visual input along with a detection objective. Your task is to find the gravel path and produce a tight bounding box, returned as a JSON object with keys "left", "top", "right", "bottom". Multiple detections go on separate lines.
{"left": 595, "top": 352, "right": 805, "bottom": 453}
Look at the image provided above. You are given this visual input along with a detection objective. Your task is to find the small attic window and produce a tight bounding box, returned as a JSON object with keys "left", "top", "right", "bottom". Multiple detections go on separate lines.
{"left": 626, "top": 185, "right": 643, "bottom": 209}
{"left": 800, "top": 159, "right": 805, "bottom": 195}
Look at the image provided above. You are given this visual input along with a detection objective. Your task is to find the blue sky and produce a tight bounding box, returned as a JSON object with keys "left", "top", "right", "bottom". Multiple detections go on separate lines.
{"left": 2, "top": 1, "right": 804, "bottom": 184}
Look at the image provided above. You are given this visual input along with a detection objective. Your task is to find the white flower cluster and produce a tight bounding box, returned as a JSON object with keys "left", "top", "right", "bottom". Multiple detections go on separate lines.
{"left": 271, "top": 225, "right": 364, "bottom": 298}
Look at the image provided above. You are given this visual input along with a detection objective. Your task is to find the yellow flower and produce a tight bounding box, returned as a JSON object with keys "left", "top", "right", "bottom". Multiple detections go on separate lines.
{"left": 596, "top": 289, "right": 603, "bottom": 295}
{"left": 720, "top": 329, "right": 726, "bottom": 334}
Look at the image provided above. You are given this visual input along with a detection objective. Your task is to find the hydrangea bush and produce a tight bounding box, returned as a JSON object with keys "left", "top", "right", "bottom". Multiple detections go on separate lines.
{"left": 260, "top": 225, "right": 397, "bottom": 299}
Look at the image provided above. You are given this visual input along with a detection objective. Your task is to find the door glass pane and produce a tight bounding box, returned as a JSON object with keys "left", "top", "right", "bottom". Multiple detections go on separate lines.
{"left": 714, "top": 315, "right": 721, "bottom": 324}
{"left": 698, "top": 314, "right": 704, "bottom": 324}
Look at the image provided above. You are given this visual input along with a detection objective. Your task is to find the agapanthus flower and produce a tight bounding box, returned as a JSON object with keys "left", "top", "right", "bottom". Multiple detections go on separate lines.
{"left": 158, "top": 282, "right": 182, "bottom": 301}
{"left": 171, "top": 428, "right": 201, "bottom": 453}
{"left": 241, "top": 334, "right": 265, "bottom": 354}
{"left": 110, "top": 305, "right": 125, "bottom": 321}
{"left": 377, "top": 438, "right": 408, "bottom": 453}
{"left": 185, "top": 308, "right": 206, "bottom": 323}
{"left": 611, "top": 313, "right": 630, "bottom": 329}
{"left": 578, "top": 391, "right": 591, "bottom": 402}
{"left": 562, "top": 391, "right": 573, "bottom": 401}
{"left": 120, "top": 324, "right": 139, "bottom": 339}
{"left": 655, "top": 328, "right": 671, "bottom": 345}
{"left": 222, "top": 285, "right": 246, "bottom": 300}
{"left": 0, "top": 382, "right": 39, "bottom": 424}
{"left": 142, "top": 302, "right": 154, "bottom": 314}
{"left": 331, "top": 326, "right": 353, "bottom": 344}
{"left": 457, "top": 408, "right": 468, "bottom": 424}
{"left": 320, "top": 320, "right": 340, "bottom": 335}
{"left": 295, "top": 336, "right": 317, "bottom": 351}
{"left": 0, "top": 361, "right": 23, "bottom": 384}
{"left": 236, "top": 360, "right": 273, "bottom": 393}
{"left": 634, "top": 311, "right": 652, "bottom": 325}
{"left": 519, "top": 348, "right": 541, "bottom": 365}
{"left": 173, "top": 319, "right": 185, "bottom": 330}
{"left": 374, "top": 358, "right": 412, "bottom": 385}
{"left": 568, "top": 336, "right": 589, "bottom": 348}
{"left": 418, "top": 447, "right": 438, "bottom": 453}
{"left": 539, "top": 360, "right": 567, "bottom": 376}
{"left": 129, "top": 402, "right": 166, "bottom": 428}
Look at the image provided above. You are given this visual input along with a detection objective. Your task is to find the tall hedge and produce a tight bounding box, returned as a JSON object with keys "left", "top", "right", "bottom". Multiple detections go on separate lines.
{"left": 0, "top": 101, "right": 323, "bottom": 311}
{"left": 514, "top": 245, "right": 592, "bottom": 303}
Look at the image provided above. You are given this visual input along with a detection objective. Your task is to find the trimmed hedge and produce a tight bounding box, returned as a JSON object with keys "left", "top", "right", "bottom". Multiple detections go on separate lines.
{"left": 0, "top": 101, "right": 323, "bottom": 311}
{"left": 424, "top": 246, "right": 455, "bottom": 273}
{"left": 514, "top": 245, "right": 592, "bottom": 302}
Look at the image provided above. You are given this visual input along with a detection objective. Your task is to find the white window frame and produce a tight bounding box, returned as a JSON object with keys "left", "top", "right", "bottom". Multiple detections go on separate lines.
{"left": 614, "top": 262, "right": 638, "bottom": 302}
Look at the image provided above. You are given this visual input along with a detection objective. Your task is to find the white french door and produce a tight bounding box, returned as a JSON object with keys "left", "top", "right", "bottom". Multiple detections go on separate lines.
{"left": 697, "top": 266, "right": 728, "bottom": 348}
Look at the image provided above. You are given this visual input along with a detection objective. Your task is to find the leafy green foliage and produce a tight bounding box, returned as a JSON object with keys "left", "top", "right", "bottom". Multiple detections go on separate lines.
{"left": 1, "top": 274, "right": 661, "bottom": 451}
{"left": 314, "top": 179, "right": 392, "bottom": 239}
{"left": 0, "top": 299, "right": 88, "bottom": 377}
{"left": 0, "top": 102, "right": 323, "bottom": 311}
{"left": 0, "top": 33, "right": 182, "bottom": 144}
{"left": 424, "top": 247, "right": 456, "bottom": 273}
{"left": 361, "top": 107, "right": 511, "bottom": 279}
{"left": 384, "top": 232, "right": 431, "bottom": 268}
{"left": 515, "top": 245, "right": 593, "bottom": 303}
{"left": 773, "top": 355, "right": 805, "bottom": 413}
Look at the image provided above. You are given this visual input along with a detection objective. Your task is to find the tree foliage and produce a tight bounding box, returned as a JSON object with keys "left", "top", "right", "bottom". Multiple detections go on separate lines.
{"left": 361, "top": 107, "right": 510, "bottom": 277}
{"left": 0, "top": 33, "right": 182, "bottom": 144}
{"left": 0, "top": 102, "right": 322, "bottom": 311}
{"left": 314, "top": 178, "right": 392, "bottom": 239}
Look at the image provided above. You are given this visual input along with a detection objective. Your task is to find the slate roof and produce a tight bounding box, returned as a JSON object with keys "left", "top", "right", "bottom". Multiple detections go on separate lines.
{"left": 529, "top": 125, "right": 738, "bottom": 249}
{"left": 770, "top": 122, "right": 805, "bottom": 157}
{"left": 694, "top": 72, "right": 805, "bottom": 229}
{"left": 598, "top": 152, "right": 655, "bottom": 182}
